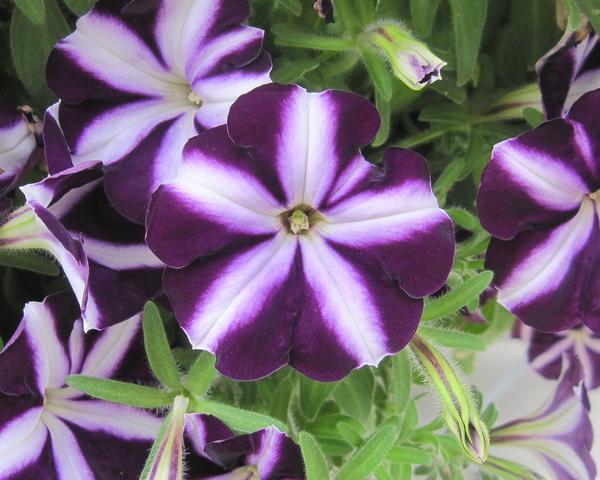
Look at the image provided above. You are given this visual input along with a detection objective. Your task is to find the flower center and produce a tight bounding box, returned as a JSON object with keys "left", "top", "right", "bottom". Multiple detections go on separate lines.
{"left": 187, "top": 91, "right": 203, "bottom": 106}
{"left": 283, "top": 204, "right": 319, "bottom": 234}
{"left": 226, "top": 465, "right": 259, "bottom": 480}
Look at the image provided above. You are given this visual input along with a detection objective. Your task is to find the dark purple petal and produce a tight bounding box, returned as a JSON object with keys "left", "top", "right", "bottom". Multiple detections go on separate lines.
{"left": 486, "top": 199, "right": 600, "bottom": 332}
{"left": 567, "top": 88, "right": 600, "bottom": 139}
{"left": 478, "top": 118, "right": 597, "bottom": 241}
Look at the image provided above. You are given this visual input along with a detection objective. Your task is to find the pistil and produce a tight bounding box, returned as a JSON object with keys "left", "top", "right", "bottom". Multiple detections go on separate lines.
{"left": 288, "top": 209, "right": 310, "bottom": 234}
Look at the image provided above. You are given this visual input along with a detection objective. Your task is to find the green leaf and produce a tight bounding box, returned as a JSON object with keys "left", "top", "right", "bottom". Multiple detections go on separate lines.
{"left": 142, "top": 302, "right": 181, "bottom": 390}
{"left": 433, "top": 159, "right": 466, "bottom": 202}
{"left": 449, "top": 0, "right": 488, "bottom": 85}
{"left": 390, "top": 350, "right": 411, "bottom": 414}
{"left": 362, "top": 48, "right": 393, "bottom": 101}
{"left": 10, "top": 0, "right": 70, "bottom": 107}
{"left": 15, "top": 0, "right": 45, "bottom": 25}
{"left": 410, "top": 0, "right": 441, "bottom": 37}
{"left": 190, "top": 398, "right": 288, "bottom": 433}
{"left": 270, "top": 378, "right": 293, "bottom": 422}
{"left": 336, "top": 425, "right": 396, "bottom": 480}
{"left": 0, "top": 251, "right": 59, "bottom": 275}
{"left": 355, "top": 0, "right": 376, "bottom": 24}
{"left": 67, "top": 375, "right": 172, "bottom": 408}
{"left": 300, "top": 432, "right": 330, "bottom": 480}
{"left": 334, "top": 0, "right": 362, "bottom": 32}
{"left": 272, "top": 25, "right": 355, "bottom": 51}
{"left": 276, "top": 0, "right": 302, "bottom": 16}
{"left": 300, "top": 375, "right": 337, "bottom": 421}
{"left": 523, "top": 107, "right": 544, "bottom": 128}
{"left": 185, "top": 351, "right": 216, "bottom": 396}
{"left": 334, "top": 367, "right": 374, "bottom": 422}
{"left": 374, "top": 465, "right": 394, "bottom": 480}
{"left": 447, "top": 208, "right": 477, "bottom": 231}
{"left": 271, "top": 58, "right": 320, "bottom": 84}
{"left": 386, "top": 445, "right": 432, "bottom": 464}
{"left": 63, "top": 0, "right": 96, "bottom": 16}
{"left": 422, "top": 270, "right": 494, "bottom": 321}
{"left": 418, "top": 326, "right": 487, "bottom": 351}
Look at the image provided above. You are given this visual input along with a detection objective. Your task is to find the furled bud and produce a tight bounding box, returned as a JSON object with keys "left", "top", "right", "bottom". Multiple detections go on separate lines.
{"left": 145, "top": 395, "right": 189, "bottom": 480}
{"left": 410, "top": 336, "right": 490, "bottom": 463}
{"left": 363, "top": 21, "right": 446, "bottom": 90}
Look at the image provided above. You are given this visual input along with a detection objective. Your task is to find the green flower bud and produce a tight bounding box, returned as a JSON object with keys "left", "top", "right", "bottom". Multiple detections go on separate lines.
{"left": 410, "top": 336, "right": 490, "bottom": 463}
{"left": 363, "top": 21, "right": 446, "bottom": 90}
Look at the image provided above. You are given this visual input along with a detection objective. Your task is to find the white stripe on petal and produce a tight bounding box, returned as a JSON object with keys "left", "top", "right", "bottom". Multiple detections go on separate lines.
{"left": 0, "top": 122, "right": 35, "bottom": 177}
{"left": 247, "top": 427, "right": 282, "bottom": 477}
{"left": 78, "top": 314, "right": 140, "bottom": 378}
{"left": 42, "top": 412, "right": 94, "bottom": 480}
{"left": 493, "top": 139, "right": 589, "bottom": 211}
{"left": 24, "top": 301, "right": 71, "bottom": 391}
{"left": 0, "top": 407, "right": 47, "bottom": 479}
{"left": 65, "top": 12, "right": 182, "bottom": 95}
{"left": 45, "top": 399, "right": 160, "bottom": 440}
{"left": 187, "top": 233, "right": 297, "bottom": 349}
{"left": 499, "top": 199, "right": 596, "bottom": 309}
{"left": 82, "top": 238, "right": 164, "bottom": 269}
{"left": 320, "top": 180, "right": 441, "bottom": 246}
{"left": 300, "top": 234, "right": 388, "bottom": 365}
{"left": 530, "top": 337, "right": 574, "bottom": 371}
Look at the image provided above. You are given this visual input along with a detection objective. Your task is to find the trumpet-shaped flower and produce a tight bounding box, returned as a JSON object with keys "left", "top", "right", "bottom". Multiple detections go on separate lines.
{"left": 46, "top": 0, "right": 271, "bottom": 222}
{"left": 0, "top": 103, "right": 40, "bottom": 200}
{"left": 537, "top": 29, "right": 600, "bottom": 119}
{"left": 0, "top": 294, "right": 162, "bottom": 479}
{"left": 515, "top": 322, "right": 600, "bottom": 390}
{"left": 146, "top": 83, "right": 454, "bottom": 381}
{"left": 478, "top": 89, "right": 600, "bottom": 334}
{"left": 490, "top": 356, "right": 596, "bottom": 480}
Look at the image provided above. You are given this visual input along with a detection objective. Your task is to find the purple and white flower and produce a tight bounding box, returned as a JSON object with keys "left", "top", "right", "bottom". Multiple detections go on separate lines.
{"left": 46, "top": 0, "right": 271, "bottom": 222}
{"left": 477, "top": 89, "right": 600, "bottom": 334}
{"left": 0, "top": 103, "right": 41, "bottom": 200}
{"left": 536, "top": 28, "right": 600, "bottom": 119}
{"left": 0, "top": 293, "right": 162, "bottom": 479}
{"left": 21, "top": 158, "right": 165, "bottom": 330}
{"left": 515, "top": 322, "right": 600, "bottom": 390}
{"left": 146, "top": 83, "right": 455, "bottom": 381}
{"left": 490, "top": 356, "right": 596, "bottom": 480}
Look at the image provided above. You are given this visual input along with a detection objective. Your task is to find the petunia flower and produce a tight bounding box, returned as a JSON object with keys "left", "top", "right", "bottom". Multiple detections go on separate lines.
{"left": 46, "top": 0, "right": 272, "bottom": 222}
{"left": 490, "top": 355, "right": 596, "bottom": 480}
{"left": 146, "top": 83, "right": 455, "bottom": 381}
{"left": 536, "top": 27, "right": 600, "bottom": 119}
{"left": 0, "top": 103, "right": 41, "bottom": 200}
{"left": 477, "top": 89, "right": 600, "bottom": 334}
{"left": 514, "top": 322, "right": 600, "bottom": 390}
{"left": 0, "top": 293, "right": 162, "bottom": 479}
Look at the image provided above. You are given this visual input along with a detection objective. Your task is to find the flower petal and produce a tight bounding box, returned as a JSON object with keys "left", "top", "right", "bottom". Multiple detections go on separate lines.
{"left": 146, "top": 126, "right": 283, "bottom": 268}
{"left": 0, "top": 407, "right": 50, "bottom": 480}
{"left": 478, "top": 119, "right": 596, "bottom": 240}
{"left": 567, "top": 88, "right": 600, "bottom": 139}
{"left": 227, "top": 83, "right": 380, "bottom": 207}
{"left": 320, "top": 148, "right": 454, "bottom": 297}
{"left": 487, "top": 199, "right": 599, "bottom": 332}
{"left": 293, "top": 234, "right": 422, "bottom": 381}
{"left": 165, "top": 233, "right": 298, "bottom": 380}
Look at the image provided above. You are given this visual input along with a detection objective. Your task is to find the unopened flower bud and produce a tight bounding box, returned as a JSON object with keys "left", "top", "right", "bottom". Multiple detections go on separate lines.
{"left": 363, "top": 21, "right": 446, "bottom": 90}
{"left": 410, "top": 336, "right": 490, "bottom": 463}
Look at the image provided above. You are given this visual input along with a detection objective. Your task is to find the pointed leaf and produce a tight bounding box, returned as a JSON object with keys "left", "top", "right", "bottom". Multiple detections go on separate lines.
{"left": 418, "top": 326, "right": 487, "bottom": 351}
{"left": 334, "top": 368, "right": 374, "bottom": 422}
{"left": 336, "top": 425, "right": 396, "bottom": 480}
{"left": 300, "top": 431, "right": 330, "bottom": 480}
{"left": 15, "top": 0, "right": 45, "bottom": 25}
{"left": 185, "top": 351, "right": 216, "bottom": 396}
{"left": 449, "top": 0, "right": 488, "bottom": 85}
{"left": 390, "top": 350, "right": 412, "bottom": 413}
{"left": 0, "top": 251, "right": 60, "bottom": 275}
{"left": 300, "top": 375, "right": 337, "bottom": 421}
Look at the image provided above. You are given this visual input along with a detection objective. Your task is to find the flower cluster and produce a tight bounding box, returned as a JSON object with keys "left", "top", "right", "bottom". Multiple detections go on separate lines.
{"left": 0, "top": 0, "right": 598, "bottom": 478}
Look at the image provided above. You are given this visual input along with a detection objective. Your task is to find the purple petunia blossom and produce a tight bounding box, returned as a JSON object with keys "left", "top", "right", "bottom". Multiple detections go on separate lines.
{"left": 46, "top": 0, "right": 271, "bottom": 223}
{"left": 0, "top": 293, "right": 162, "bottom": 479}
{"left": 146, "top": 83, "right": 455, "bottom": 381}
{"left": 0, "top": 103, "right": 41, "bottom": 200}
{"left": 478, "top": 89, "right": 600, "bottom": 334}
{"left": 490, "top": 356, "right": 596, "bottom": 480}
{"left": 537, "top": 28, "right": 600, "bottom": 119}
{"left": 514, "top": 322, "right": 600, "bottom": 390}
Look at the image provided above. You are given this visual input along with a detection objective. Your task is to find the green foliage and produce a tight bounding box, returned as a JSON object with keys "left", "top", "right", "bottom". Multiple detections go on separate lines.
{"left": 300, "top": 431, "right": 331, "bottom": 480}
{"left": 449, "top": 0, "right": 488, "bottom": 85}
{"left": 336, "top": 425, "right": 396, "bottom": 480}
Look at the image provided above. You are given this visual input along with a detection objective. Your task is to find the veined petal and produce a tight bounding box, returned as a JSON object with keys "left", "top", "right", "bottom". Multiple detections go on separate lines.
{"left": 45, "top": 399, "right": 160, "bottom": 439}
{"left": 489, "top": 199, "right": 599, "bottom": 332}
{"left": 0, "top": 103, "right": 38, "bottom": 196}
{"left": 165, "top": 233, "right": 298, "bottom": 380}
{"left": 43, "top": 103, "right": 73, "bottom": 174}
{"left": 320, "top": 148, "right": 454, "bottom": 297}
{"left": 227, "top": 83, "right": 380, "bottom": 207}
{"left": 147, "top": 126, "right": 283, "bottom": 268}
{"left": 567, "top": 88, "right": 600, "bottom": 139}
{"left": 0, "top": 407, "right": 49, "bottom": 480}
{"left": 293, "top": 234, "right": 422, "bottom": 381}
{"left": 42, "top": 413, "right": 95, "bottom": 480}
{"left": 478, "top": 119, "right": 595, "bottom": 240}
